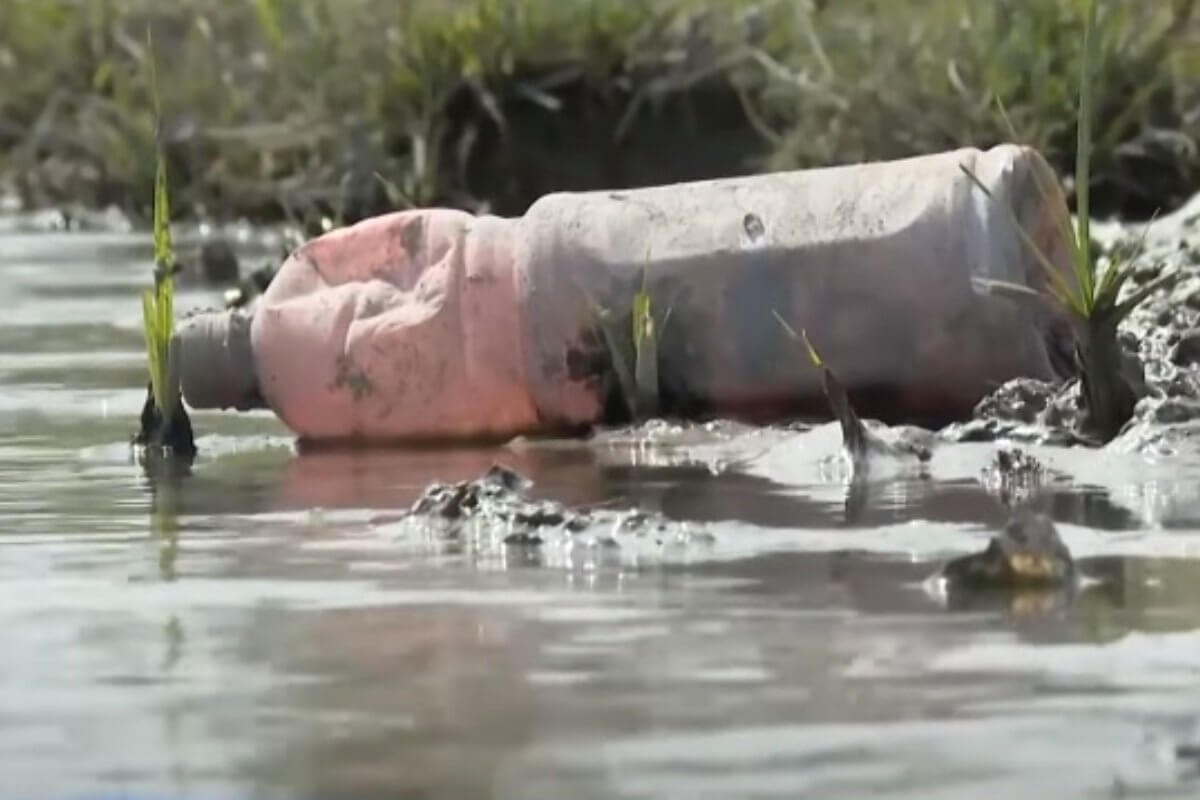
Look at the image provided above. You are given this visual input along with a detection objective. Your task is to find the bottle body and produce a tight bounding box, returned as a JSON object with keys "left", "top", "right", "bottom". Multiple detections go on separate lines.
{"left": 513, "top": 142, "right": 1075, "bottom": 429}
{"left": 223, "top": 144, "right": 1076, "bottom": 442}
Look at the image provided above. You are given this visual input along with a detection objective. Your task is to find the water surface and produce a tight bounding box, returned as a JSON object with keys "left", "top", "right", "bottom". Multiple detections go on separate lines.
{"left": 3, "top": 223, "right": 1200, "bottom": 799}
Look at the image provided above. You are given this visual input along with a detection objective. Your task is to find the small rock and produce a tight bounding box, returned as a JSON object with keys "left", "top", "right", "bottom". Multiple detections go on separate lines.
{"left": 1172, "top": 328, "right": 1200, "bottom": 365}
{"left": 941, "top": 508, "right": 1075, "bottom": 589}
{"left": 1174, "top": 274, "right": 1200, "bottom": 299}
{"left": 1163, "top": 371, "right": 1200, "bottom": 399}
{"left": 1135, "top": 396, "right": 1200, "bottom": 424}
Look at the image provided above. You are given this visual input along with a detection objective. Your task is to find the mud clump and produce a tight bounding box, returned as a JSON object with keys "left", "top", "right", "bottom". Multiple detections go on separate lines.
{"left": 980, "top": 445, "right": 1048, "bottom": 507}
{"left": 941, "top": 508, "right": 1075, "bottom": 590}
{"left": 948, "top": 331, "right": 1149, "bottom": 448}
{"left": 404, "top": 464, "right": 701, "bottom": 549}
{"left": 131, "top": 382, "right": 197, "bottom": 459}
{"left": 972, "top": 378, "right": 1059, "bottom": 424}
{"left": 942, "top": 378, "right": 1093, "bottom": 447}
{"left": 411, "top": 465, "right": 586, "bottom": 545}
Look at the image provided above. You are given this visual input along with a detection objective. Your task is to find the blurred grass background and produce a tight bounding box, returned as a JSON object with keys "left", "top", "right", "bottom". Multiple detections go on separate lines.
{"left": 0, "top": 0, "right": 1197, "bottom": 225}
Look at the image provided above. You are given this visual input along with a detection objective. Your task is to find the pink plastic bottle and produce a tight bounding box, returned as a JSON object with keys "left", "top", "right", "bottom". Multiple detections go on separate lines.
{"left": 173, "top": 144, "right": 1079, "bottom": 444}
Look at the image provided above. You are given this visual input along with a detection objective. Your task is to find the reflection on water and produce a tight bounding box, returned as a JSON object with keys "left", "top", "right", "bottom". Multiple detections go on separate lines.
{"left": 3, "top": 226, "right": 1200, "bottom": 798}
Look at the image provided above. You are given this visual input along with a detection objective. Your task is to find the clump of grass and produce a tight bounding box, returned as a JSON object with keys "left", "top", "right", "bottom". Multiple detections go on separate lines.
{"left": 143, "top": 166, "right": 175, "bottom": 416}
{"left": 582, "top": 263, "right": 671, "bottom": 423}
{"left": 134, "top": 31, "right": 195, "bottom": 459}
{"left": 142, "top": 32, "right": 176, "bottom": 419}
{"left": 961, "top": 0, "right": 1182, "bottom": 442}
{"left": 631, "top": 268, "right": 673, "bottom": 419}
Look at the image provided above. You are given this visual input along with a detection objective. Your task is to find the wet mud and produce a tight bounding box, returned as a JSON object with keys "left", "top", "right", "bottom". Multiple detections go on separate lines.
{"left": 398, "top": 462, "right": 714, "bottom": 557}
{"left": 132, "top": 381, "right": 197, "bottom": 459}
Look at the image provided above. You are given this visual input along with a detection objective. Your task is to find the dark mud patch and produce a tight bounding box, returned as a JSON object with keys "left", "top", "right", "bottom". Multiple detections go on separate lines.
{"left": 132, "top": 382, "right": 197, "bottom": 460}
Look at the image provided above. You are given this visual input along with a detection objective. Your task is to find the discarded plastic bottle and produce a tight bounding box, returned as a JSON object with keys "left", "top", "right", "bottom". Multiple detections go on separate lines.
{"left": 172, "top": 144, "right": 1079, "bottom": 444}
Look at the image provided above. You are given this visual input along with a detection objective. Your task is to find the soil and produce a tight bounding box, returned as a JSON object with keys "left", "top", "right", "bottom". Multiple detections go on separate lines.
{"left": 132, "top": 382, "right": 198, "bottom": 459}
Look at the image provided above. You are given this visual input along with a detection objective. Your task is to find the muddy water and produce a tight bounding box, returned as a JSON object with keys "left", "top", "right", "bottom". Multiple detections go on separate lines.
{"left": 4, "top": 222, "right": 1200, "bottom": 800}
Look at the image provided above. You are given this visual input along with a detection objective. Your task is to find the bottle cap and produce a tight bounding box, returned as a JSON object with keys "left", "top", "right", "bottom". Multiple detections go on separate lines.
{"left": 170, "top": 310, "right": 264, "bottom": 410}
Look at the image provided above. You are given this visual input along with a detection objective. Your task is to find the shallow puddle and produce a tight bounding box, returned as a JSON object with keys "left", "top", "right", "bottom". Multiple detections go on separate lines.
{"left": 3, "top": 225, "right": 1200, "bottom": 798}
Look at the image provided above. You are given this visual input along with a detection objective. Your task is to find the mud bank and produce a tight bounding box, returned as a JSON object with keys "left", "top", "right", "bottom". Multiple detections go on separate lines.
{"left": 954, "top": 190, "right": 1200, "bottom": 455}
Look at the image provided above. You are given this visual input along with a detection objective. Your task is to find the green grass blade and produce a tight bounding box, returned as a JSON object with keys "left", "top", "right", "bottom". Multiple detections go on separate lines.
{"left": 599, "top": 314, "right": 637, "bottom": 419}
{"left": 970, "top": 276, "right": 1046, "bottom": 302}
{"left": 958, "top": 163, "right": 1087, "bottom": 317}
{"left": 1112, "top": 270, "right": 1183, "bottom": 321}
{"left": 142, "top": 27, "right": 175, "bottom": 415}
{"left": 1094, "top": 264, "right": 1132, "bottom": 309}
{"left": 771, "top": 310, "right": 824, "bottom": 368}
{"left": 146, "top": 29, "right": 162, "bottom": 126}
{"left": 142, "top": 289, "right": 165, "bottom": 411}
{"left": 631, "top": 276, "right": 658, "bottom": 416}
{"left": 631, "top": 287, "right": 651, "bottom": 352}
{"left": 153, "top": 151, "right": 172, "bottom": 276}
{"left": 1098, "top": 209, "right": 1161, "bottom": 300}
{"left": 1074, "top": 0, "right": 1098, "bottom": 307}
{"left": 994, "top": 95, "right": 1020, "bottom": 142}
{"left": 800, "top": 331, "right": 824, "bottom": 368}
{"left": 253, "top": 0, "right": 285, "bottom": 50}
{"left": 1016, "top": 141, "right": 1090, "bottom": 289}
{"left": 771, "top": 309, "right": 800, "bottom": 341}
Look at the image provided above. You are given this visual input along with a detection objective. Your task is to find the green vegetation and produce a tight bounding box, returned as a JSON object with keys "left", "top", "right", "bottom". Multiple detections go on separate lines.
{"left": 0, "top": 0, "right": 1196, "bottom": 224}
{"left": 631, "top": 270, "right": 671, "bottom": 419}
{"left": 771, "top": 311, "right": 870, "bottom": 462}
{"left": 580, "top": 266, "right": 665, "bottom": 423}
{"left": 142, "top": 36, "right": 177, "bottom": 418}
{"left": 141, "top": 167, "right": 174, "bottom": 415}
{"left": 134, "top": 32, "right": 195, "bottom": 461}
{"left": 962, "top": 0, "right": 1184, "bottom": 442}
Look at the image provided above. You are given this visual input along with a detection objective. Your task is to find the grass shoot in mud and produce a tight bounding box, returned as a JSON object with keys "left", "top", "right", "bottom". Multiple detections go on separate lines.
{"left": 962, "top": 0, "right": 1184, "bottom": 443}
{"left": 770, "top": 311, "right": 869, "bottom": 466}
{"left": 575, "top": 238, "right": 676, "bottom": 425}
{"left": 134, "top": 33, "right": 195, "bottom": 460}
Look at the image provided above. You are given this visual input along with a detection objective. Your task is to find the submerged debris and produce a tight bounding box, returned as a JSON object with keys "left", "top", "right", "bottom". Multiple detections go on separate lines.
{"left": 402, "top": 464, "right": 705, "bottom": 551}
{"left": 941, "top": 508, "right": 1075, "bottom": 589}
